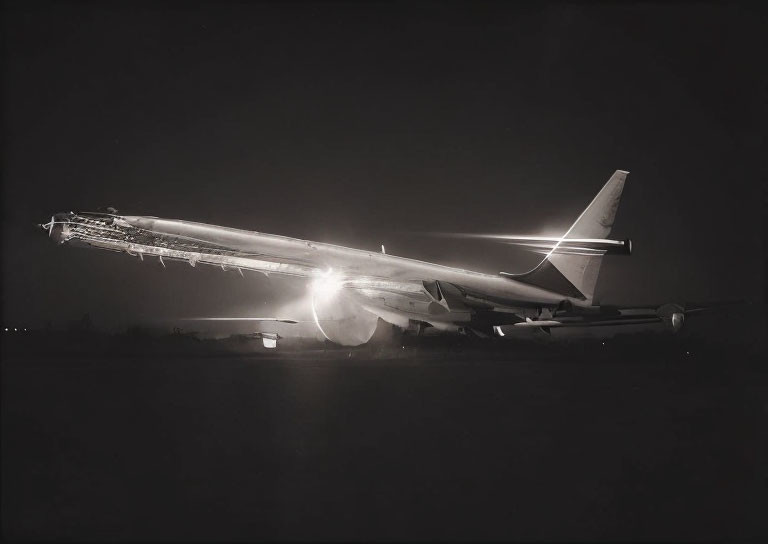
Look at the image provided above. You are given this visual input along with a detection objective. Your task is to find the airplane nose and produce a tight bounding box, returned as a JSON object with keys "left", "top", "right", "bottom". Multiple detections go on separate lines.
{"left": 38, "top": 217, "right": 52, "bottom": 233}
{"left": 39, "top": 213, "right": 71, "bottom": 243}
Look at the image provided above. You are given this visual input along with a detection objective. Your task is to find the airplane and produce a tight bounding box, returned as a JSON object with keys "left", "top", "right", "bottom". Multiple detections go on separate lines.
{"left": 40, "top": 170, "right": 698, "bottom": 348}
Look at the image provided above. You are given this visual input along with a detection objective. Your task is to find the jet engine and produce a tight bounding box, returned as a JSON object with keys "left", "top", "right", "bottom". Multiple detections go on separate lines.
{"left": 309, "top": 271, "right": 379, "bottom": 346}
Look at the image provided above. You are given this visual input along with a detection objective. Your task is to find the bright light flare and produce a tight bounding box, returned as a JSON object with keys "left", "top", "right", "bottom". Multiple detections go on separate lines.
{"left": 310, "top": 268, "right": 345, "bottom": 300}
{"left": 309, "top": 268, "right": 347, "bottom": 342}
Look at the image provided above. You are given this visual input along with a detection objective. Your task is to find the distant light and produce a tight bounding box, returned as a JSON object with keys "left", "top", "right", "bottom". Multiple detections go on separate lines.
{"left": 14, "top": 328, "right": 17, "bottom": 332}
{"left": 23, "top": 328, "right": 27, "bottom": 332}
{"left": 4, "top": 328, "right": 7, "bottom": 332}
{"left": 602, "top": 341, "right": 605, "bottom": 346}
{"left": 686, "top": 351, "right": 690, "bottom": 355}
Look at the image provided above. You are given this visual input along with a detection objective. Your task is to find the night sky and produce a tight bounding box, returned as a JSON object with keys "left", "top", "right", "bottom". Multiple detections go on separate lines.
{"left": 2, "top": 2, "right": 766, "bottom": 330}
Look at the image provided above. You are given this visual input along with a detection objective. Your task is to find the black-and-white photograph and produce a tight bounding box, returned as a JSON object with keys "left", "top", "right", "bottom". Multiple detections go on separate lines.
{"left": 2, "top": 1, "right": 766, "bottom": 541}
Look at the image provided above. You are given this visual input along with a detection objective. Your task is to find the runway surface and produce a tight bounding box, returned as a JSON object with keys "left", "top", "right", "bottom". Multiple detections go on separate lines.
{"left": 2, "top": 341, "right": 767, "bottom": 541}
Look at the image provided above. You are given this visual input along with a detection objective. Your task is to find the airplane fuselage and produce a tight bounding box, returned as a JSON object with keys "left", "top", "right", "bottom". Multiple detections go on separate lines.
{"left": 49, "top": 212, "right": 568, "bottom": 315}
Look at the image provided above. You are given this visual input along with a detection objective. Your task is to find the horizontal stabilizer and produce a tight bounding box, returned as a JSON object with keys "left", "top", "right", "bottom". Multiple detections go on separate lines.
{"left": 501, "top": 236, "right": 632, "bottom": 256}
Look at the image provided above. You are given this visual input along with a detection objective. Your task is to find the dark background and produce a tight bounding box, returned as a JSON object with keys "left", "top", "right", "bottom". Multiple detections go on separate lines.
{"left": 2, "top": 1, "right": 767, "bottom": 541}
{"left": 2, "top": 1, "right": 766, "bottom": 329}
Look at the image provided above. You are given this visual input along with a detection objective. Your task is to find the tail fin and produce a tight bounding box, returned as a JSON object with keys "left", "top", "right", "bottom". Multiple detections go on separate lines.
{"left": 503, "top": 170, "right": 629, "bottom": 303}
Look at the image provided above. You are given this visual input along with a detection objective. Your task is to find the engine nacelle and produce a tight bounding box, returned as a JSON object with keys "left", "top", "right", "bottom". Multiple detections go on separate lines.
{"left": 670, "top": 312, "right": 685, "bottom": 332}
{"left": 657, "top": 303, "right": 685, "bottom": 332}
{"left": 311, "top": 286, "right": 378, "bottom": 346}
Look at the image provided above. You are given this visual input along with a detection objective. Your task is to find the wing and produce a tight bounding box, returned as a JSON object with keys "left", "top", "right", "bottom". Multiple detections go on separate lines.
{"left": 502, "top": 300, "right": 747, "bottom": 335}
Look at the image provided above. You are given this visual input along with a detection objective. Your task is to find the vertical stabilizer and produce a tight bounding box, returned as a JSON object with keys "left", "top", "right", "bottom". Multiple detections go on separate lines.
{"left": 507, "top": 170, "right": 628, "bottom": 303}
{"left": 548, "top": 170, "right": 628, "bottom": 302}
